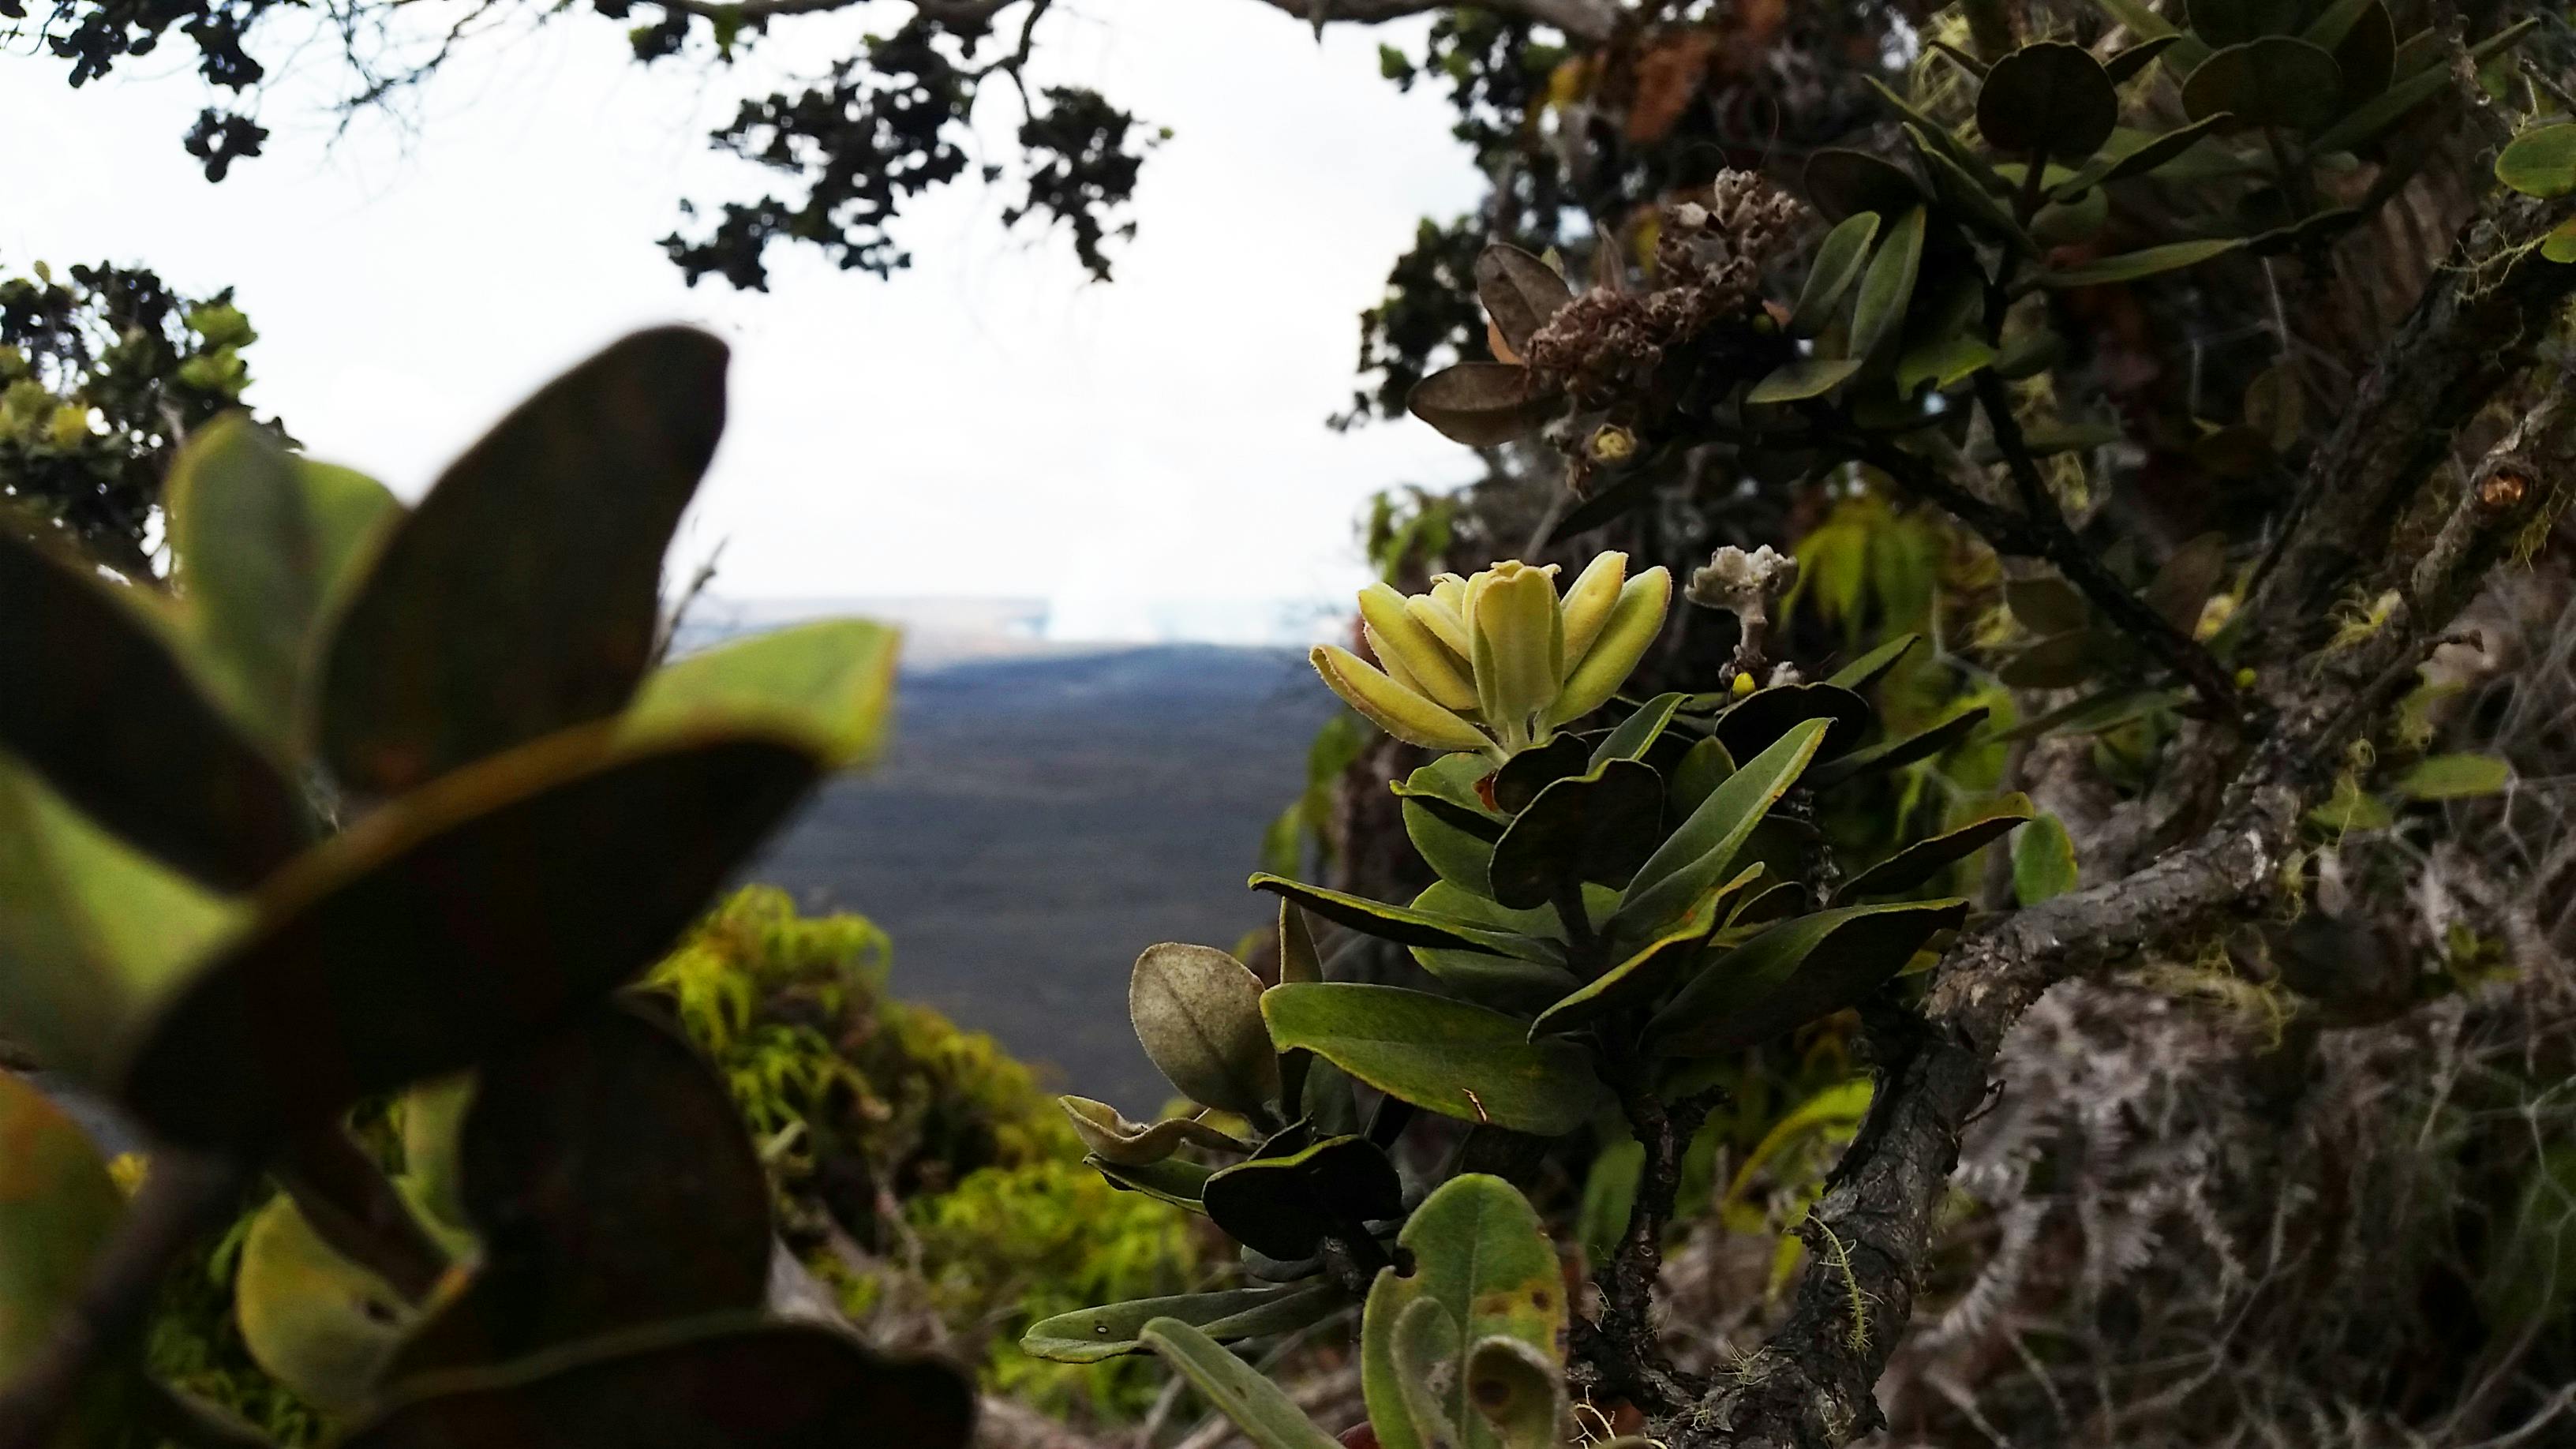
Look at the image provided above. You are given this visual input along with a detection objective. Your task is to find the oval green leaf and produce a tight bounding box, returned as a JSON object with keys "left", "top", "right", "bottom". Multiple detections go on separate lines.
{"left": 320, "top": 328, "right": 729, "bottom": 796}
{"left": 114, "top": 727, "right": 822, "bottom": 1149}
{"left": 1361, "top": 1174, "right": 1563, "bottom": 1449}
{"left": 1131, "top": 942, "right": 1281, "bottom": 1117}
{"left": 1261, "top": 983, "right": 1604, "bottom": 1135}
{"left": 1646, "top": 897, "right": 1968, "bottom": 1057}
{"left": 1788, "top": 213, "right": 1880, "bottom": 336}
{"left": 1610, "top": 718, "right": 1829, "bottom": 948}
{"left": 1978, "top": 41, "right": 2118, "bottom": 159}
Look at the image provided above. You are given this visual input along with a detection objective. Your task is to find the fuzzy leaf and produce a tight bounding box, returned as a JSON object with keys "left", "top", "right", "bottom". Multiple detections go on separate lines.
{"left": 1473, "top": 245, "right": 1574, "bottom": 355}
{"left": 1408, "top": 363, "right": 1556, "bottom": 447}
{"left": 1131, "top": 943, "right": 1282, "bottom": 1117}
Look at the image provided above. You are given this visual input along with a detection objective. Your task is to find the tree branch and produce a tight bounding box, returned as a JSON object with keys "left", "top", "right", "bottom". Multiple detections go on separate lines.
{"left": 1967, "top": 370, "right": 2241, "bottom": 717}
{"left": 1246, "top": 0, "right": 1624, "bottom": 43}
{"left": 1576, "top": 1081, "right": 1718, "bottom": 1417}
{"left": 2242, "top": 188, "right": 2576, "bottom": 650}
{"left": 1663, "top": 337, "right": 2567, "bottom": 1449}
{"left": 1839, "top": 416, "right": 2237, "bottom": 717}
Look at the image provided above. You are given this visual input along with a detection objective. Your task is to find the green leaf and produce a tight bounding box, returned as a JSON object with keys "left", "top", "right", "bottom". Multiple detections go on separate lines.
{"left": 2102, "top": 33, "right": 2180, "bottom": 84}
{"left": 1977, "top": 41, "right": 2118, "bottom": 159}
{"left": 236, "top": 1192, "right": 421, "bottom": 1413}
{"left": 2544, "top": 216, "right": 2576, "bottom": 264}
{"left": 2306, "top": 777, "right": 2394, "bottom": 833}
{"left": 2479, "top": 1148, "right": 2576, "bottom": 1340}
{"left": 620, "top": 620, "right": 899, "bottom": 769}
{"left": 1393, "top": 752, "right": 1507, "bottom": 844}
{"left": 2144, "top": 531, "right": 2229, "bottom": 633}
{"left": 164, "top": 418, "right": 403, "bottom": 754}
{"left": 0, "top": 1074, "right": 125, "bottom": 1394}
{"left": 1361, "top": 1175, "right": 1564, "bottom": 1449}
{"left": 1130, "top": 943, "right": 1282, "bottom": 1117}
{"left": 0, "top": 756, "right": 243, "bottom": 1082}
{"left": 0, "top": 527, "right": 307, "bottom": 891}
{"left": 2392, "top": 753, "right": 2510, "bottom": 800}
{"left": 2497, "top": 124, "right": 2576, "bottom": 199}
{"left": 1646, "top": 898, "right": 1968, "bottom": 1057}
{"left": 1896, "top": 331, "right": 1998, "bottom": 397}
{"left": 1807, "top": 708, "right": 1990, "bottom": 790}
{"left": 1824, "top": 634, "right": 1919, "bottom": 692}
{"left": 320, "top": 328, "right": 730, "bottom": 796}
{"left": 1262, "top": 984, "right": 1604, "bottom": 1135}
{"left": 1024, "top": 1285, "right": 1342, "bottom": 1364}
{"left": 2310, "top": 21, "right": 2533, "bottom": 153}
{"left": 2301, "top": 0, "right": 2382, "bottom": 51}
{"left": 1803, "top": 148, "right": 1928, "bottom": 222}
{"left": 388, "top": 1002, "right": 774, "bottom": 1382}
{"left": 1747, "top": 356, "right": 1865, "bottom": 404}
{"left": 2330, "top": 0, "right": 2395, "bottom": 110}
{"left": 1060, "top": 1098, "right": 1248, "bottom": 1166}
{"left": 2039, "top": 238, "right": 2245, "bottom": 287}
{"left": 1611, "top": 720, "right": 1829, "bottom": 947}
{"left": 1837, "top": 797, "right": 2031, "bottom": 900}
{"left": 1999, "top": 631, "right": 2110, "bottom": 688}
{"left": 2181, "top": 38, "right": 2342, "bottom": 131}
{"left": 113, "top": 728, "right": 822, "bottom": 1150}
{"left": 343, "top": 1319, "right": 975, "bottom": 1449}
{"left": 1788, "top": 213, "right": 1880, "bottom": 336}
{"left": 1408, "top": 362, "right": 1556, "bottom": 447}
{"left": 2012, "top": 813, "right": 2080, "bottom": 904}
{"left": 1530, "top": 865, "right": 1758, "bottom": 1036}
{"left": 2187, "top": 0, "right": 2305, "bottom": 46}
{"left": 399, "top": 1073, "right": 474, "bottom": 1231}
{"left": 1711, "top": 683, "right": 1874, "bottom": 762}
{"left": 1465, "top": 1338, "right": 1567, "bottom": 1449}
{"left": 1204, "top": 1135, "right": 1403, "bottom": 1260}
{"left": 1473, "top": 244, "right": 1574, "bottom": 355}
{"left": 1403, "top": 797, "right": 1496, "bottom": 896}
{"left": 1576, "top": 1136, "right": 1644, "bottom": 1267}
{"left": 1591, "top": 693, "right": 1686, "bottom": 767}
{"left": 1250, "top": 874, "right": 1545, "bottom": 959}
{"left": 2005, "top": 575, "right": 2091, "bottom": 635}
{"left": 1404, "top": 897, "right": 1586, "bottom": 1014}
{"left": 2054, "top": 114, "right": 2235, "bottom": 197}
{"left": 1142, "top": 1318, "right": 1342, "bottom": 1449}
{"left": 1491, "top": 734, "right": 1593, "bottom": 814}
{"left": 1088, "top": 1154, "right": 1213, "bottom": 1213}
{"left": 1849, "top": 206, "right": 1927, "bottom": 361}
{"left": 1669, "top": 736, "right": 1736, "bottom": 818}
{"left": 1487, "top": 759, "right": 1664, "bottom": 910}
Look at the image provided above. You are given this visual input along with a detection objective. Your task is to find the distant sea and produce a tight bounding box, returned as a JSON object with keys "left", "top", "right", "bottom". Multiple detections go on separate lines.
{"left": 692, "top": 598, "right": 1349, "bottom": 1113}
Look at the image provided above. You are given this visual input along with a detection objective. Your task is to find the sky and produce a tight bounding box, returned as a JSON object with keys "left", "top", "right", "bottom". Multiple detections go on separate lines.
{"left": 1, "top": 0, "right": 1488, "bottom": 638}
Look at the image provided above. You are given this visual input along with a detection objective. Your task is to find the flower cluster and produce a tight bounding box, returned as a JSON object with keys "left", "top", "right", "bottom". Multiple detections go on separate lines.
{"left": 1310, "top": 552, "right": 1672, "bottom": 761}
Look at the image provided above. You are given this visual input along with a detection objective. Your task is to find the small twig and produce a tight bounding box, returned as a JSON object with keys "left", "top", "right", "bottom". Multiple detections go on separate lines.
{"left": 0, "top": 1151, "right": 246, "bottom": 1449}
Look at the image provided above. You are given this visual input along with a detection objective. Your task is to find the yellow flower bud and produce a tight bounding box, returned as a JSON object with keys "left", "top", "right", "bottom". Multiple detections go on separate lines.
{"left": 1357, "top": 582, "right": 1477, "bottom": 710}
{"left": 1558, "top": 552, "right": 1629, "bottom": 667}
{"left": 1730, "top": 670, "right": 1757, "bottom": 698}
{"left": 1549, "top": 566, "right": 1670, "bottom": 725}
{"left": 1467, "top": 561, "right": 1565, "bottom": 746}
{"left": 1310, "top": 644, "right": 1494, "bottom": 754}
{"left": 1404, "top": 593, "right": 1473, "bottom": 660}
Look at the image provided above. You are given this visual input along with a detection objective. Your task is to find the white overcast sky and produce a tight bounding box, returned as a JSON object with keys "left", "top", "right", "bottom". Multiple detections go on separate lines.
{"left": 2, "top": 0, "right": 1486, "bottom": 630}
